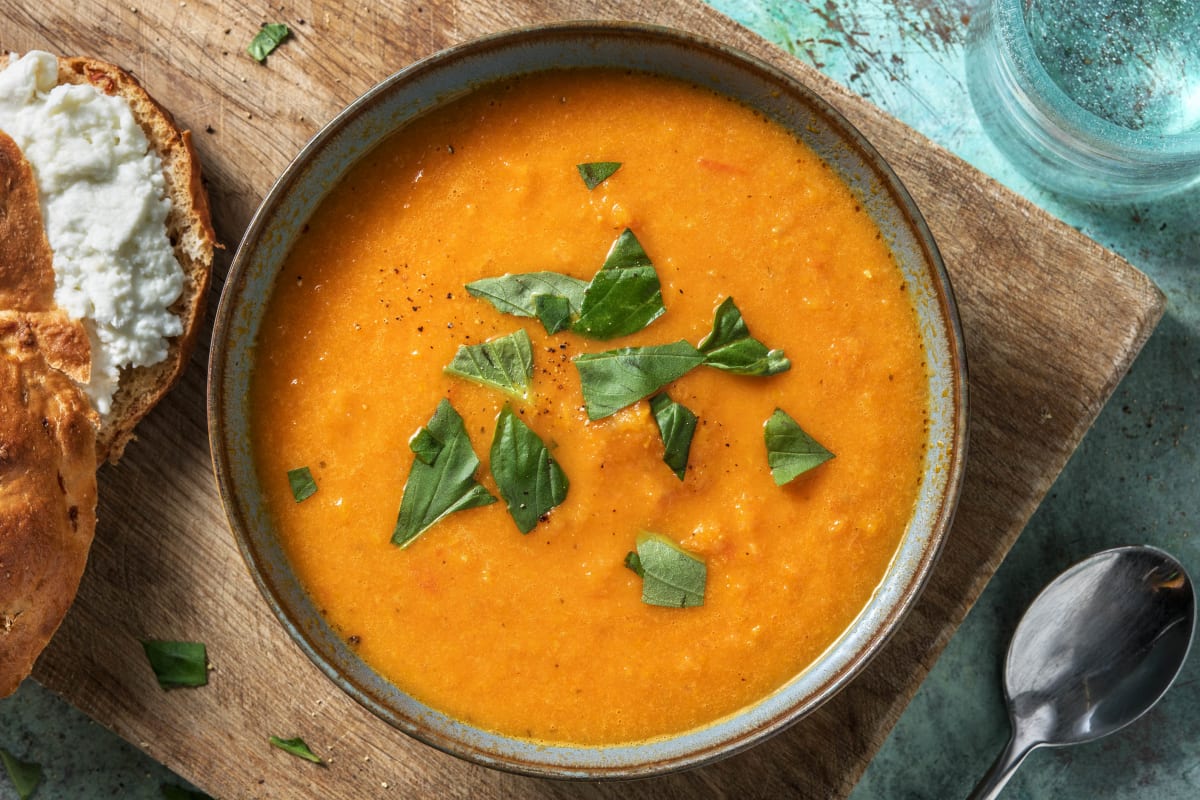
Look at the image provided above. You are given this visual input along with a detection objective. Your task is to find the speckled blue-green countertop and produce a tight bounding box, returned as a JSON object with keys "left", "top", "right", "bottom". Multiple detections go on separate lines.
{"left": 3, "top": 1, "right": 1198, "bottom": 798}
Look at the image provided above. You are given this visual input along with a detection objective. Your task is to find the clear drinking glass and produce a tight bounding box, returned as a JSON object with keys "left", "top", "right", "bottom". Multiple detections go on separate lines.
{"left": 966, "top": 0, "right": 1200, "bottom": 200}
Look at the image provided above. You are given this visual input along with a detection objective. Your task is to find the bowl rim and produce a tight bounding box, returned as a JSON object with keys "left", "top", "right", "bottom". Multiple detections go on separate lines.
{"left": 208, "top": 19, "right": 969, "bottom": 780}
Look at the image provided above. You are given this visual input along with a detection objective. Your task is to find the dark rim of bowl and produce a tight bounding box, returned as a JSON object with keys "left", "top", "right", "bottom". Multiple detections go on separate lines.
{"left": 208, "top": 19, "right": 969, "bottom": 780}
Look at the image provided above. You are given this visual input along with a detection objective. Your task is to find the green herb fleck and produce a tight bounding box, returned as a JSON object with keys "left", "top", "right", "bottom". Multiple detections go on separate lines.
{"left": 161, "top": 785, "right": 215, "bottom": 800}
{"left": 392, "top": 399, "right": 496, "bottom": 548}
{"left": 409, "top": 427, "right": 443, "bottom": 465}
{"left": 490, "top": 405, "right": 569, "bottom": 533}
{"left": 287, "top": 466, "right": 317, "bottom": 503}
{"left": 573, "top": 340, "right": 704, "bottom": 420}
{"left": 649, "top": 393, "right": 698, "bottom": 480}
{"left": 764, "top": 408, "right": 834, "bottom": 485}
{"left": 576, "top": 161, "right": 622, "bottom": 189}
{"left": 626, "top": 532, "right": 706, "bottom": 608}
{"left": 0, "top": 749, "right": 42, "bottom": 800}
{"left": 534, "top": 293, "right": 572, "bottom": 334}
{"left": 465, "top": 272, "right": 588, "bottom": 318}
{"left": 443, "top": 329, "right": 534, "bottom": 400}
{"left": 141, "top": 640, "right": 208, "bottom": 689}
{"left": 698, "top": 297, "right": 790, "bottom": 376}
{"left": 268, "top": 736, "right": 323, "bottom": 765}
{"left": 248, "top": 23, "right": 290, "bottom": 63}
{"left": 571, "top": 228, "right": 665, "bottom": 339}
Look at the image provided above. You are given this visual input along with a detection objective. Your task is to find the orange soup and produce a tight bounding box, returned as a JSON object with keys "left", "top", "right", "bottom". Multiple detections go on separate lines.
{"left": 250, "top": 69, "right": 927, "bottom": 745}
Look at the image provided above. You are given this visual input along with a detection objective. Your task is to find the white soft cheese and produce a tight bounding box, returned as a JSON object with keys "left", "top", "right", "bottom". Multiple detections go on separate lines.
{"left": 0, "top": 51, "right": 183, "bottom": 415}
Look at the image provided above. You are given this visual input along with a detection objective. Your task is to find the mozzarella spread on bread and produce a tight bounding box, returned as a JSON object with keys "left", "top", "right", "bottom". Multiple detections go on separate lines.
{"left": 0, "top": 51, "right": 183, "bottom": 415}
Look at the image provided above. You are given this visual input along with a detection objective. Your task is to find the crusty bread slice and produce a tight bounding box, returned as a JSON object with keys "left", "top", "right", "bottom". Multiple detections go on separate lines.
{"left": 0, "top": 320, "right": 98, "bottom": 699}
{"left": 57, "top": 56, "right": 217, "bottom": 463}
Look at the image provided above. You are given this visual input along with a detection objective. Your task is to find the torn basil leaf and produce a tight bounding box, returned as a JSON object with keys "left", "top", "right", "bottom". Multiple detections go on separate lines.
{"left": 268, "top": 736, "right": 323, "bottom": 765}
{"left": 141, "top": 640, "right": 208, "bottom": 689}
{"left": 573, "top": 340, "right": 705, "bottom": 420}
{"left": 0, "top": 749, "right": 42, "bottom": 800}
{"left": 534, "top": 293, "right": 572, "bottom": 334}
{"left": 248, "top": 23, "right": 290, "bottom": 62}
{"left": 628, "top": 532, "right": 706, "bottom": 608}
{"left": 649, "top": 393, "right": 698, "bottom": 481}
{"left": 764, "top": 408, "right": 835, "bottom": 485}
{"left": 466, "top": 272, "right": 588, "bottom": 318}
{"left": 392, "top": 399, "right": 496, "bottom": 547}
{"left": 571, "top": 228, "right": 666, "bottom": 340}
{"left": 443, "top": 329, "right": 534, "bottom": 400}
{"left": 490, "top": 405, "right": 569, "bottom": 533}
{"left": 287, "top": 466, "right": 317, "bottom": 503}
{"left": 698, "top": 297, "right": 791, "bottom": 376}
{"left": 576, "top": 161, "right": 622, "bottom": 189}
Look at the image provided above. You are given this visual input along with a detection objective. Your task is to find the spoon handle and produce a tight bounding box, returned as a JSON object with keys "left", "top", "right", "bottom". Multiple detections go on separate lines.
{"left": 967, "top": 731, "right": 1039, "bottom": 800}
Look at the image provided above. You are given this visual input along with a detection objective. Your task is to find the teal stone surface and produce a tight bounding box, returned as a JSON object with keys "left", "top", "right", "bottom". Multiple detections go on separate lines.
{"left": 4, "top": 2, "right": 1199, "bottom": 797}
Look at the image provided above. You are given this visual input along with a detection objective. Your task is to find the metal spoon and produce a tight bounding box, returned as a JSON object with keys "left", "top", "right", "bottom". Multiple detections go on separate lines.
{"left": 969, "top": 545, "right": 1195, "bottom": 799}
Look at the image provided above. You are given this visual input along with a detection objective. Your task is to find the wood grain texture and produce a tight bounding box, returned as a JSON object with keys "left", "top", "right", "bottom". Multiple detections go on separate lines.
{"left": 2, "top": 1, "right": 1163, "bottom": 797}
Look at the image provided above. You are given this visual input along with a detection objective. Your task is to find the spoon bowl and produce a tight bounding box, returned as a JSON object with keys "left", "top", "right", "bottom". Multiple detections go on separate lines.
{"left": 970, "top": 545, "right": 1195, "bottom": 799}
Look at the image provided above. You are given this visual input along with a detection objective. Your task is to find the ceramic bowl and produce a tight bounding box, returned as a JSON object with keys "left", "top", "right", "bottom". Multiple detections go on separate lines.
{"left": 209, "top": 21, "right": 968, "bottom": 779}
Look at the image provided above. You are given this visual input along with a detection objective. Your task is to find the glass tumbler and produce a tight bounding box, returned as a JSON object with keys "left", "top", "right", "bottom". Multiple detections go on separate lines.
{"left": 966, "top": 0, "right": 1200, "bottom": 201}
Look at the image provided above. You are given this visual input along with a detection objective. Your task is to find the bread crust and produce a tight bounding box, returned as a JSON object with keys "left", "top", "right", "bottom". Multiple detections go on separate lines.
{"left": 0, "top": 320, "right": 98, "bottom": 698}
{"left": 57, "top": 57, "right": 217, "bottom": 463}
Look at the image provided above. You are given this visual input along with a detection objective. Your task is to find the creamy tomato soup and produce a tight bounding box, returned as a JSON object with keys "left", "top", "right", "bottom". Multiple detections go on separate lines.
{"left": 250, "top": 69, "right": 928, "bottom": 745}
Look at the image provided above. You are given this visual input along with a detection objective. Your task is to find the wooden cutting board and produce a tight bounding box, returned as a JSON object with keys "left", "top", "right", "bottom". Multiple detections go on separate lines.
{"left": 3, "top": 1, "right": 1164, "bottom": 797}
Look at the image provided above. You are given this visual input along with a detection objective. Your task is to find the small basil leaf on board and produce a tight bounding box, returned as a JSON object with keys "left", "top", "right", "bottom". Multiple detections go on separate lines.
{"left": 466, "top": 272, "right": 589, "bottom": 318}
{"left": 248, "top": 23, "right": 290, "bottom": 62}
{"left": 698, "top": 297, "right": 791, "bottom": 376}
{"left": 409, "top": 427, "right": 443, "bottom": 465}
{"left": 161, "top": 785, "right": 215, "bottom": 800}
{"left": 574, "top": 340, "right": 704, "bottom": 420}
{"left": 392, "top": 399, "right": 497, "bottom": 548}
{"left": 764, "top": 408, "right": 835, "bottom": 485}
{"left": 571, "top": 229, "right": 666, "bottom": 340}
{"left": 632, "top": 532, "right": 706, "bottom": 608}
{"left": 268, "top": 736, "right": 323, "bottom": 765}
{"left": 0, "top": 749, "right": 42, "bottom": 800}
{"left": 576, "top": 161, "right": 622, "bottom": 189}
{"left": 287, "top": 466, "right": 317, "bottom": 503}
{"left": 490, "top": 405, "right": 569, "bottom": 533}
{"left": 534, "top": 293, "right": 572, "bottom": 334}
{"left": 141, "top": 640, "right": 208, "bottom": 689}
{"left": 649, "top": 393, "right": 698, "bottom": 481}
{"left": 443, "top": 329, "right": 534, "bottom": 400}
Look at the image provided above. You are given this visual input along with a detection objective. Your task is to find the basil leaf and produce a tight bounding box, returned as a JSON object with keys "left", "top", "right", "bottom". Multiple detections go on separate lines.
{"left": 268, "top": 736, "right": 323, "bottom": 765}
{"left": 248, "top": 23, "right": 290, "bottom": 62}
{"left": 287, "top": 466, "right": 317, "bottom": 503}
{"left": 573, "top": 340, "right": 704, "bottom": 420}
{"left": 649, "top": 393, "right": 697, "bottom": 481}
{"left": 623, "top": 550, "right": 644, "bottom": 577}
{"left": 443, "top": 329, "right": 534, "bottom": 400}
{"left": 534, "top": 293, "right": 572, "bottom": 334}
{"left": 409, "top": 427, "right": 443, "bottom": 465}
{"left": 466, "top": 272, "right": 588, "bottom": 318}
{"left": 631, "top": 532, "right": 706, "bottom": 608}
{"left": 141, "top": 640, "right": 208, "bottom": 689}
{"left": 0, "top": 749, "right": 42, "bottom": 800}
{"left": 764, "top": 408, "right": 835, "bottom": 485}
{"left": 698, "top": 297, "right": 791, "bottom": 376}
{"left": 571, "top": 229, "right": 666, "bottom": 340}
{"left": 490, "top": 405, "right": 569, "bottom": 533}
{"left": 161, "top": 785, "right": 214, "bottom": 800}
{"left": 576, "top": 161, "right": 622, "bottom": 189}
{"left": 392, "top": 399, "right": 496, "bottom": 548}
